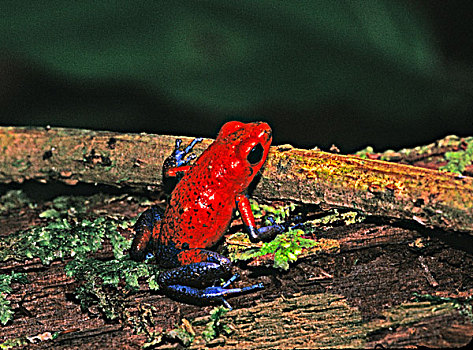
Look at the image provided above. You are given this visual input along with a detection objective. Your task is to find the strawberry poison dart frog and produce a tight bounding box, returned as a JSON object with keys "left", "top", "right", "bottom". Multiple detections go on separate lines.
{"left": 130, "top": 121, "right": 285, "bottom": 308}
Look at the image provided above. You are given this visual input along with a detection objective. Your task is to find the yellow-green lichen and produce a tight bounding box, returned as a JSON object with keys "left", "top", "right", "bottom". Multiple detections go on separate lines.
{"left": 440, "top": 141, "right": 473, "bottom": 175}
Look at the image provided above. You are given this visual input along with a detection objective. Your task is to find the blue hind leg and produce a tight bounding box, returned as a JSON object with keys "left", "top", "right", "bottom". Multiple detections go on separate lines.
{"left": 161, "top": 272, "right": 264, "bottom": 309}
{"left": 158, "top": 249, "right": 264, "bottom": 308}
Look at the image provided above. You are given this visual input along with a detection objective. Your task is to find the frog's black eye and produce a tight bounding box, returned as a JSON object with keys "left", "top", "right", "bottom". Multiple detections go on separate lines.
{"left": 247, "top": 143, "right": 264, "bottom": 165}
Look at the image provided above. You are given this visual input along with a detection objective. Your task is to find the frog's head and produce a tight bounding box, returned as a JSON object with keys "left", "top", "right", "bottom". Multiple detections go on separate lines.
{"left": 216, "top": 121, "right": 272, "bottom": 186}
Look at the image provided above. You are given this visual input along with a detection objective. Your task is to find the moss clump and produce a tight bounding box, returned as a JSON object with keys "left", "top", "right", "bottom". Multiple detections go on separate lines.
{"left": 229, "top": 200, "right": 318, "bottom": 270}
{"left": 227, "top": 204, "right": 351, "bottom": 270}
{"left": 0, "top": 192, "right": 149, "bottom": 324}
{"left": 0, "top": 216, "right": 129, "bottom": 265}
{"left": 228, "top": 229, "right": 340, "bottom": 271}
{"left": 355, "top": 146, "right": 375, "bottom": 159}
{"left": 202, "top": 306, "right": 232, "bottom": 341}
{"left": 256, "top": 229, "right": 320, "bottom": 270}
{"left": 64, "top": 257, "right": 159, "bottom": 320}
{"left": 440, "top": 141, "right": 473, "bottom": 174}
{"left": 0, "top": 271, "right": 28, "bottom": 325}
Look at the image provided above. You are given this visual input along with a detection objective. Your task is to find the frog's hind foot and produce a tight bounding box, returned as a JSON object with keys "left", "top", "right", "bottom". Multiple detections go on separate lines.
{"left": 163, "top": 274, "right": 264, "bottom": 309}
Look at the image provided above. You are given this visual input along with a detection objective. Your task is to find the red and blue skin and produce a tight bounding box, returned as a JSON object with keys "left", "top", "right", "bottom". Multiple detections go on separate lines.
{"left": 130, "top": 121, "right": 285, "bottom": 308}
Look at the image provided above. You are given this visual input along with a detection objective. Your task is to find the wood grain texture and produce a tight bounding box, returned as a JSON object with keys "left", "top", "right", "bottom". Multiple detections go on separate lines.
{"left": 1, "top": 126, "right": 472, "bottom": 233}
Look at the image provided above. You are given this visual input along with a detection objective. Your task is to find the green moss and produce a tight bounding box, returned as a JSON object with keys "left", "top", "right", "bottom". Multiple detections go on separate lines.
{"left": 355, "top": 146, "right": 374, "bottom": 159}
{"left": 0, "top": 337, "right": 29, "bottom": 349}
{"left": 0, "top": 190, "right": 34, "bottom": 215}
{"left": 64, "top": 257, "right": 159, "bottom": 320}
{"left": 230, "top": 200, "right": 318, "bottom": 270}
{"left": 0, "top": 210, "right": 145, "bottom": 321}
{"left": 439, "top": 141, "right": 473, "bottom": 174}
{"left": 1, "top": 191, "right": 138, "bottom": 265}
{"left": 258, "top": 229, "right": 319, "bottom": 270}
{"left": 0, "top": 192, "right": 164, "bottom": 322}
{"left": 227, "top": 228, "right": 324, "bottom": 271}
{"left": 0, "top": 216, "right": 126, "bottom": 264}
{"left": 228, "top": 206, "right": 352, "bottom": 270}
{"left": 201, "top": 306, "right": 232, "bottom": 341}
{"left": 0, "top": 271, "right": 29, "bottom": 325}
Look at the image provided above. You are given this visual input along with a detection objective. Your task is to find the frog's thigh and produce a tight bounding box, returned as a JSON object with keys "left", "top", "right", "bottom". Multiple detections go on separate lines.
{"left": 158, "top": 260, "right": 230, "bottom": 289}
{"left": 157, "top": 249, "right": 232, "bottom": 287}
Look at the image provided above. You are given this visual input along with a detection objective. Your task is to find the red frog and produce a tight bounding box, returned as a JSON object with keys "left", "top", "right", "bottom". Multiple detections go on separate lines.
{"left": 130, "top": 121, "right": 285, "bottom": 308}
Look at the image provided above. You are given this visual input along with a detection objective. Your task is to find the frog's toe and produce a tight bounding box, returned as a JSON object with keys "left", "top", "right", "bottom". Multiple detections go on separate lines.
{"left": 184, "top": 137, "right": 203, "bottom": 154}
{"left": 221, "top": 273, "right": 240, "bottom": 288}
{"left": 201, "top": 284, "right": 262, "bottom": 298}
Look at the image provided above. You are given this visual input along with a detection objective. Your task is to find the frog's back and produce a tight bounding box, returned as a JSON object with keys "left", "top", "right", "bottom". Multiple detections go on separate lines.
{"left": 157, "top": 121, "right": 272, "bottom": 250}
{"left": 159, "top": 143, "right": 238, "bottom": 249}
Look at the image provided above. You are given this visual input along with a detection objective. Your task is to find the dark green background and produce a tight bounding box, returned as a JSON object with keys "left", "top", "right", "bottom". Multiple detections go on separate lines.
{"left": 1, "top": 1, "right": 472, "bottom": 152}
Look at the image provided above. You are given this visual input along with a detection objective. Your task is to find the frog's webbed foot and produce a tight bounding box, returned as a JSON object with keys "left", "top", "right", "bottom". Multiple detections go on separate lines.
{"left": 236, "top": 194, "right": 303, "bottom": 243}
{"left": 162, "top": 273, "right": 264, "bottom": 309}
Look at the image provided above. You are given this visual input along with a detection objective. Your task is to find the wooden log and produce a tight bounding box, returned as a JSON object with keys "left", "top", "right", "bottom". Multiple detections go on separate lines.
{"left": 1, "top": 126, "right": 472, "bottom": 233}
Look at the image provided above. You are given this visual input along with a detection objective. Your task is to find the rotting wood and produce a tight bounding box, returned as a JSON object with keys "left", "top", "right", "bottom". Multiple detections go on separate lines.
{"left": 1, "top": 192, "right": 472, "bottom": 348}
{"left": 1, "top": 126, "right": 472, "bottom": 233}
{"left": 189, "top": 292, "right": 470, "bottom": 349}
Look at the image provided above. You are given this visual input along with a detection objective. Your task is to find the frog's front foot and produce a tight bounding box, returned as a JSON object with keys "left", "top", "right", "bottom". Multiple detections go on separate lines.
{"left": 162, "top": 273, "right": 264, "bottom": 309}
{"left": 164, "top": 137, "right": 203, "bottom": 168}
{"left": 248, "top": 215, "right": 305, "bottom": 242}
